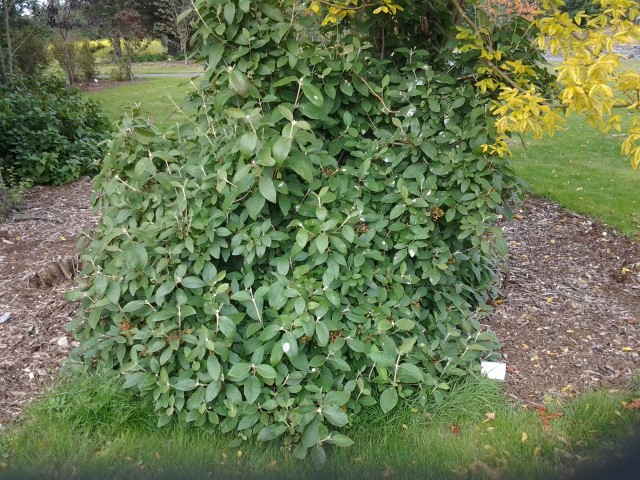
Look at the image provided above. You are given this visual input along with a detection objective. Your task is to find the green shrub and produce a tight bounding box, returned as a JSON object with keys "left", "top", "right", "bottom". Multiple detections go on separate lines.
{"left": 77, "top": 40, "right": 98, "bottom": 82}
{"left": 13, "top": 29, "right": 50, "bottom": 78}
{"left": 0, "top": 167, "right": 32, "bottom": 222}
{"left": 68, "top": 0, "right": 539, "bottom": 466}
{"left": 109, "top": 59, "right": 132, "bottom": 81}
{"left": 0, "top": 75, "right": 111, "bottom": 185}
{"left": 133, "top": 52, "right": 169, "bottom": 62}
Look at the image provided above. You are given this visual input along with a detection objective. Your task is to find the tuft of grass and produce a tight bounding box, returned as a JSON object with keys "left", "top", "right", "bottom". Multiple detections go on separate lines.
{"left": 1, "top": 372, "right": 639, "bottom": 479}
{"left": 85, "top": 77, "right": 196, "bottom": 130}
{"left": 511, "top": 113, "right": 640, "bottom": 236}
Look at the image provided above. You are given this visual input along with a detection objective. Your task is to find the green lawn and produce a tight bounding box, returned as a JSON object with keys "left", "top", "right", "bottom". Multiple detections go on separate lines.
{"left": 511, "top": 114, "right": 640, "bottom": 236}
{"left": 86, "top": 77, "right": 196, "bottom": 130}
{"left": 1, "top": 372, "right": 638, "bottom": 479}
{"left": 96, "top": 61, "right": 204, "bottom": 75}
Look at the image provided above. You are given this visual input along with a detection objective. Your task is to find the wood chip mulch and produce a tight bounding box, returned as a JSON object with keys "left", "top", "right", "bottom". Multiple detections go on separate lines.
{"left": 0, "top": 181, "right": 638, "bottom": 427}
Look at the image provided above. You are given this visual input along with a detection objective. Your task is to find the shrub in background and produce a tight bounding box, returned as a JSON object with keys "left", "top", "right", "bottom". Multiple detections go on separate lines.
{"left": 67, "top": 0, "right": 542, "bottom": 466}
{"left": 13, "top": 29, "right": 51, "bottom": 78}
{"left": 0, "top": 75, "right": 110, "bottom": 185}
{"left": 77, "top": 40, "right": 97, "bottom": 82}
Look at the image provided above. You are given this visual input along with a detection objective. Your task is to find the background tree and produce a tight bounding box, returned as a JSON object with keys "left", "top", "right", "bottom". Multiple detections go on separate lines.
{"left": 153, "top": 0, "right": 196, "bottom": 63}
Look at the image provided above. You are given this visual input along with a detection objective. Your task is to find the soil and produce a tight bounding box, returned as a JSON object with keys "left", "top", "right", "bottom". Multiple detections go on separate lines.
{"left": 0, "top": 181, "right": 639, "bottom": 426}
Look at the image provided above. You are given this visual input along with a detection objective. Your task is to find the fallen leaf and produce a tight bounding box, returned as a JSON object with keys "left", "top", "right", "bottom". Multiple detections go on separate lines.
{"left": 623, "top": 398, "right": 640, "bottom": 410}
{"left": 530, "top": 355, "right": 539, "bottom": 362}
{"left": 535, "top": 407, "right": 564, "bottom": 431}
{"left": 484, "top": 412, "right": 496, "bottom": 421}
{"left": 533, "top": 446, "right": 541, "bottom": 460}
{"left": 622, "top": 347, "right": 633, "bottom": 352}
{"left": 546, "top": 297, "right": 554, "bottom": 303}
{"left": 268, "top": 460, "right": 277, "bottom": 469}
{"left": 450, "top": 424, "right": 460, "bottom": 435}
{"left": 521, "top": 432, "right": 528, "bottom": 443}
{"left": 60, "top": 236, "right": 66, "bottom": 241}
{"left": 561, "top": 384, "right": 572, "bottom": 393}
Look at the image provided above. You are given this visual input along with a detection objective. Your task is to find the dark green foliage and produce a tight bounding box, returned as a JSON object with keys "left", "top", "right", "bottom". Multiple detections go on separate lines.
{"left": 133, "top": 52, "right": 169, "bottom": 62}
{"left": 68, "top": 0, "right": 529, "bottom": 465}
{"left": 560, "top": 0, "right": 601, "bottom": 18}
{"left": 0, "top": 76, "right": 110, "bottom": 185}
{"left": 13, "top": 29, "right": 51, "bottom": 78}
{"left": 78, "top": 40, "right": 98, "bottom": 82}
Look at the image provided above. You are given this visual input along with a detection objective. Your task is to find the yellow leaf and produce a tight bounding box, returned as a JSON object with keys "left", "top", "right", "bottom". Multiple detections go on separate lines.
{"left": 622, "top": 347, "right": 633, "bottom": 352}
{"left": 521, "top": 432, "right": 528, "bottom": 443}
{"left": 484, "top": 412, "right": 496, "bottom": 421}
{"left": 533, "top": 446, "right": 541, "bottom": 459}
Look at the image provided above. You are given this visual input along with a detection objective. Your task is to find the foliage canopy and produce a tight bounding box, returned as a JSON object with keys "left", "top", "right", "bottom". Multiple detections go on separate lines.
{"left": 68, "top": 0, "right": 639, "bottom": 467}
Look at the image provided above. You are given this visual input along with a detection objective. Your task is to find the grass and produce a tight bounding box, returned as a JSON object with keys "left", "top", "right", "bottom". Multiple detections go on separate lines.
{"left": 95, "top": 61, "right": 204, "bottom": 76}
{"left": 1, "top": 372, "right": 638, "bottom": 479}
{"left": 510, "top": 114, "right": 640, "bottom": 236}
{"left": 85, "top": 77, "right": 196, "bottom": 130}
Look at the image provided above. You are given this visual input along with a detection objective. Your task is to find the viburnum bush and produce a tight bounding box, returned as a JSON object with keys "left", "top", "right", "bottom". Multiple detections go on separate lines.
{"left": 68, "top": 0, "right": 543, "bottom": 465}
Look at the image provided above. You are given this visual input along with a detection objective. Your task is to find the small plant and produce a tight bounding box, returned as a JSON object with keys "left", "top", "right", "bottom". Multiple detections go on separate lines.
{"left": 0, "top": 75, "right": 111, "bottom": 186}
{"left": 77, "top": 40, "right": 97, "bottom": 82}
{"left": 109, "top": 59, "right": 132, "bottom": 81}
{"left": 0, "top": 167, "right": 32, "bottom": 222}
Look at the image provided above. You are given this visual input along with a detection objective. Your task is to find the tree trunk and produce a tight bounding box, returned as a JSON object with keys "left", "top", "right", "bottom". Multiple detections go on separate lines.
{"left": 3, "top": 0, "right": 13, "bottom": 78}
{"left": 112, "top": 30, "right": 122, "bottom": 62}
{"left": 0, "top": 38, "right": 7, "bottom": 82}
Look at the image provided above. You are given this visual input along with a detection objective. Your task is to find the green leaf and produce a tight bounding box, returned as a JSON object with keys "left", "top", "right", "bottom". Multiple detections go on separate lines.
{"left": 380, "top": 386, "right": 398, "bottom": 413}
{"left": 257, "top": 424, "right": 286, "bottom": 442}
{"left": 296, "top": 229, "right": 308, "bottom": 248}
{"left": 227, "top": 362, "right": 251, "bottom": 381}
{"left": 181, "top": 276, "right": 206, "bottom": 289}
{"left": 207, "top": 355, "right": 221, "bottom": 381}
{"left": 244, "top": 376, "right": 261, "bottom": 404}
{"left": 302, "top": 82, "right": 324, "bottom": 108}
{"left": 106, "top": 280, "right": 120, "bottom": 305}
{"left": 223, "top": 2, "right": 236, "bottom": 24}
{"left": 122, "top": 300, "right": 145, "bottom": 313}
{"left": 315, "top": 321, "right": 329, "bottom": 347}
{"left": 272, "top": 137, "right": 292, "bottom": 164}
{"left": 315, "top": 234, "right": 329, "bottom": 254}
{"left": 176, "top": 8, "right": 193, "bottom": 23}
{"left": 323, "top": 390, "right": 350, "bottom": 406}
{"left": 326, "top": 434, "right": 354, "bottom": 447}
{"left": 246, "top": 193, "right": 265, "bottom": 220}
{"left": 397, "top": 363, "right": 424, "bottom": 383}
{"left": 286, "top": 153, "right": 314, "bottom": 183}
{"left": 259, "top": 175, "right": 277, "bottom": 203}
{"left": 228, "top": 69, "right": 249, "bottom": 96}
{"left": 398, "top": 336, "right": 418, "bottom": 355}
{"left": 256, "top": 364, "right": 277, "bottom": 379}
{"left": 173, "top": 379, "right": 197, "bottom": 392}
{"left": 239, "top": 132, "right": 258, "bottom": 158}
{"left": 310, "top": 444, "right": 326, "bottom": 469}
{"left": 323, "top": 405, "right": 349, "bottom": 427}
{"left": 368, "top": 350, "right": 395, "bottom": 367}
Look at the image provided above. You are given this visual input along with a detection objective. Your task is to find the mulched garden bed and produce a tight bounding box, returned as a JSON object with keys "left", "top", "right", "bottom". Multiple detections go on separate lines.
{"left": 0, "top": 180, "right": 638, "bottom": 426}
